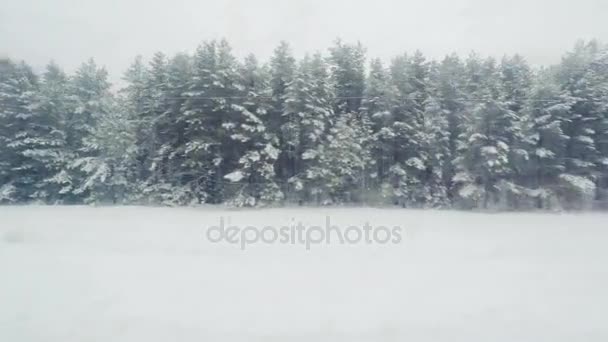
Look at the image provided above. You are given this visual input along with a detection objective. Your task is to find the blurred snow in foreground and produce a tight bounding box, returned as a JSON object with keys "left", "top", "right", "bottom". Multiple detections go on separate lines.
{"left": 1, "top": 206, "right": 607, "bottom": 341}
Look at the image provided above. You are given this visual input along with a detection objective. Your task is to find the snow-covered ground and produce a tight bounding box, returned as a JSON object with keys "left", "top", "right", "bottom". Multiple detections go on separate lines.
{"left": 1, "top": 206, "right": 607, "bottom": 341}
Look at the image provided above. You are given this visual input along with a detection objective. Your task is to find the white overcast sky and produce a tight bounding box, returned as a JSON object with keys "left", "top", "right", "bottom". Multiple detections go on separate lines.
{"left": 2, "top": 0, "right": 608, "bottom": 81}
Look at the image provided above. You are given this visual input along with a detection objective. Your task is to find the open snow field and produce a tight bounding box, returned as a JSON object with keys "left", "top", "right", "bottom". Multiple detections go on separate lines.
{"left": 1, "top": 206, "right": 608, "bottom": 341}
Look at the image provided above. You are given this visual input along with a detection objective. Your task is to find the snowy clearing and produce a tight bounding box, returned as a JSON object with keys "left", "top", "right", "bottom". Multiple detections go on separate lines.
{"left": 1, "top": 206, "right": 608, "bottom": 341}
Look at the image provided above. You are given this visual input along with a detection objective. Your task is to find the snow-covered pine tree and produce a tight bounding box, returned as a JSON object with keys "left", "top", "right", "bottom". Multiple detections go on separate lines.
{"left": 223, "top": 54, "right": 283, "bottom": 206}
{"left": 283, "top": 53, "right": 335, "bottom": 203}
{"left": 0, "top": 59, "right": 39, "bottom": 202}
{"left": 179, "top": 42, "right": 221, "bottom": 204}
{"left": 119, "top": 55, "right": 149, "bottom": 201}
{"left": 421, "top": 62, "right": 451, "bottom": 207}
{"left": 7, "top": 62, "right": 71, "bottom": 203}
{"left": 268, "top": 41, "right": 297, "bottom": 197}
{"left": 180, "top": 40, "right": 241, "bottom": 204}
{"left": 329, "top": 40, "right": 366, "bottom": 115}
{"left": 281, "top": 55, "right": 309, "bottom": 201}
{"left": 27, "top": 62, "right": 73, "bottom": 203}
{"left": 361, "top": 58, "right": 394, "bottom": 202}
{"left": 213, "top": 39, "right": 242, "bottom": 203}
{"left": 386, "top": 52, "right": 432, "bottom": 207}
{"left": 497, "top": 55, "right": 534, "bottom": 208}
{"left": 121, "top": 56, "right": 148, "bottom": 120}
{"left": 586, "top": 45, "right": 608, "bottom": 207}
{"left": 501, "top": 55, "right": 532, "bottom": 119}
{"left": 0, "top": 59, "right": 14, "bottom": 202}
{"left": 67, "top": 59, "right": 117, "bottom": 203}
{"left": 72, "top": 97, "right": 136, "bottom": 204}
{"left": 434, "top": 54, "right": 467, "bottom": 202}
{"left": 304, "top": 112, "right": 371, "bottom": 204}
{"left": 146, "top": 53, "right": 194, "bottom": 205}
{"left": 555, "top": 40, "right": 607, "bottom": 208}
{"left": 135, "top": 52, "right": 170, "bottom": 200}
{"left": 453, "top": 56, "right": 517, "bottom": 209}
{"left": 451, "top": 53, "right": 481, "bottom": 208}
{"left": 522, "top": 70, "right": 573, "bottom": 209}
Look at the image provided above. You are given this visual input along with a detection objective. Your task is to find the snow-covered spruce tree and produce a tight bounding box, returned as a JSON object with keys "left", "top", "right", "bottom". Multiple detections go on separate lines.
{"left": 434, "top": 54, "right": 468, "bottom": 202}
{"left": 420, "top": 62, "right": 451, "bottom": 208}
{"left": 280, "top": 67, "right": 307, "bottom": 201}
{"left": 0, "top": 59, "right": 39, "bottom": 202}
{"left": 587, "top": 46, "right": 608, "bottom": 207}
{"left": 121, "top": 55, "right": 148, "bottom": 124}
{"left": 26, "top": 62, "right": 73, "bottom": 203}
{"left": 132, "top": 52, "right": 170, "bottom": 201}
{"left": 2, "top": 61, "right": 75, "bottom": 203}
{"left": 451, "top": 53, "right": 483, "bottom": 208}
{"left": 522, "top": 70, "right": 573, "bottom": 209}
{"left": 386, "top": 52, "right": 433, "bottom": 207}
{"left": 361, "top": 58, "right": 394, "bottom": 203}
{"left": 304, "top": 113, "right": 371, "bottom": 204}
{"left": 497, "top": 55, "right": 535, "bottom": 208}
{"left": 0, "top": 59, "right": 14, "bottom": 202}
{"left": 213, "top": 40, "right": 242, "bottom": 203}
{"left": 453, "top": 56, "right": 522, "bottom": 209}
{"left": 268, "top": 41, "right": 297, "bottom": 197}
{"left": 327, "top": 40, "right": 370, "bottom": 201}
{"left": 280, "top": 55, "right": 309, "bottom": 201}
{"left": 329, "top": 39, "right": 366, "bottom": 115}
{"left": 554, "top": 40, "right": 607, "bottom": 209}
{"left": 68, "top": 60, "right": 134, "bottom": 204}
{"left": 179, "top": 42, "right": 221, "bottom": 204}
{"left": 120, "top": 55, "right": 149, "bottom": 201}
{"left": 180, "top": 39, "right": 241, "bottom": 204}
{"left": 223, "top": 54, "right": 283, "bottom": 207}
{"left": 72, "top": 98, "right": 136, "bottom": 204}
{"left": 282, "top": 53, "right": 336, "bottom": 203}
{"left": 144, "top": 53, "right": 194, "bottom": 205}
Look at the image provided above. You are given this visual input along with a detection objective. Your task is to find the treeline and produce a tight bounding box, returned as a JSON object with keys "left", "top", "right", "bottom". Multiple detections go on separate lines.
{"left": 1, "top": 39, "right": 607, "bottom": 209}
